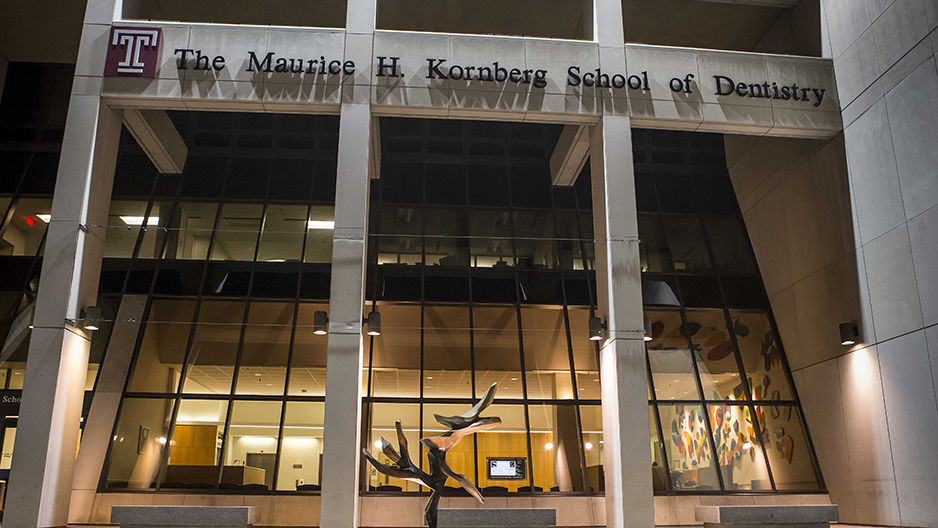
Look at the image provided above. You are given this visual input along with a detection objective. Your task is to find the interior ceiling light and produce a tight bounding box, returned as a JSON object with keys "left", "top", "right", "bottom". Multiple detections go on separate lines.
{"left": 308, "top": 220, "right": 335, "bottom": 230}
{"left": 120, "top": 216, "right": 159, "bottom": 226}
{"left": 36, "top": 214, "right": 51, "bottom": 223}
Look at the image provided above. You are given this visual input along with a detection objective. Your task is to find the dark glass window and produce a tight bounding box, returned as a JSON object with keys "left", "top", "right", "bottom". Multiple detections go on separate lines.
{"left": 101, "top": 112, "right": 339, "bottom": 494}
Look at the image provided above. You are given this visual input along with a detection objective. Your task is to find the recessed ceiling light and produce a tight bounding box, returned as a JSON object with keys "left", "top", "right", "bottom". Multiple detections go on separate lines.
{"left": 120, "top": 216, "right": 159, "bottom": 226}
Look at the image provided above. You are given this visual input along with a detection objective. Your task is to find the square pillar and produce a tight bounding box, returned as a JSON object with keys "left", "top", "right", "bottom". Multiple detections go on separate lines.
{"left": 319, "top": 102, "right": 373, "bottom": 528}
{"left": 4, "top": 95, "right": 122, "bottom": 528}
{"left": 590, "top": 115, "right": 655, "bottom": 528}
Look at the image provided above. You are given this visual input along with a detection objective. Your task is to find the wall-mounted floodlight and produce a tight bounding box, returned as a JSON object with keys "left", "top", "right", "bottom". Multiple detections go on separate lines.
{"left": 839, "top": 322, "right": 858, "bottom": 346}
{"left": 313, "top": 310, "right": 329, "bottom": 335}
{"left": 366, "top": 311, "right": 382, "bottom": 336}
{"left": 588, "top": 316, "right": 605, "bottom": 341}
{"left": 82, "top": 306, "right": 103, "bottom": 331}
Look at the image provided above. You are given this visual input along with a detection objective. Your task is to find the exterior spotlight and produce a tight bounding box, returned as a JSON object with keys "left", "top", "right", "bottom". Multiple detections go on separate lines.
{"left": 366, "top": 311, "right": 381, "bottom": 336}
{"left": 81, "top": 306, "right": 103, "bottom": 331}
{"left": 313, "top": 310, "right": 329, "bottom": 335}
{"left": 544, "top": 442, "right": 554, "bottom": 450}
{"left": 584, "top": 442, "right": 593, "bottom": 450}
{"left": 588, "top": 316, "right": 605, "bottom": 341}
{"left": 839, "top": 322, "right": 858, "bottom": 346}
{"left": 643, "top": 317, "right": 653, "bottom": 342}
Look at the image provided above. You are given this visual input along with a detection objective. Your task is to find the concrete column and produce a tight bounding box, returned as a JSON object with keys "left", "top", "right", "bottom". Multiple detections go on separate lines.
{"left": 319, "top": 99, "right": 374, "bottom": 527}
{"left": 69, "top": 295, "right": 148, "bottom": 523}
{"left": 590, "top": 115, "right": 654, "bottom": 528}
{"left": 319, "top": 0, "right": 376, "bottom": 523}
{"left": 5, "top": 94, "right": 122, "bottom": 528}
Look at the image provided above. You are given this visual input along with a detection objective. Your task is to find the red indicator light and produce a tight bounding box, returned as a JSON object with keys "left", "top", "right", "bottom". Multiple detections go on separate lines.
{"left": 26, "top": 216, "right": 34, "bottom": 227}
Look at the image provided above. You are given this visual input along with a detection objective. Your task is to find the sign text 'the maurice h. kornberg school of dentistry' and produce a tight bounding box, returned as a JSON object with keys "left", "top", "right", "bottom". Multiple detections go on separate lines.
{"left": 103, "top": 27, "right": 829, "bottom": 107}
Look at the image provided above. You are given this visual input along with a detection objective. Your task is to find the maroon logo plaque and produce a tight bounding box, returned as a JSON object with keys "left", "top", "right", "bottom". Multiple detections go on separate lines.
{"left": 104, "top": 26, "right": 162, "bottom": 77}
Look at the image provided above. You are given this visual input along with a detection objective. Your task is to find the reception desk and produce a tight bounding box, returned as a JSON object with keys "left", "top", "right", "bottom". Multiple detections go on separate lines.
{"left": 164, "top": 465, "right": 266, "bottom": 487}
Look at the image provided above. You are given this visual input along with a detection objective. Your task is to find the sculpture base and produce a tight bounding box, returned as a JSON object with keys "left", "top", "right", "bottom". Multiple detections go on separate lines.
{"left": 436, "top": 508, "right": 556, "bottom": 527}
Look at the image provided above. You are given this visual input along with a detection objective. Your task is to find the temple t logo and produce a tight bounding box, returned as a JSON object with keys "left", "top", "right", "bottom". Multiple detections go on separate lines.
{"left": 104, "top": 27, "right": 162, "bottom": 77}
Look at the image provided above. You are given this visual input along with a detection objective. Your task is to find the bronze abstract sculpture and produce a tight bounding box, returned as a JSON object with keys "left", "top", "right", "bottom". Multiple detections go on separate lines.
{"left": 362, "top": 383, "right": 502, "bottom": 528}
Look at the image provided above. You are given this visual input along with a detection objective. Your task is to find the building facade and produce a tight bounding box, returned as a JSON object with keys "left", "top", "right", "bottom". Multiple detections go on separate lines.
{"left": 0, "top": 1, "right": 936, "bottom": 527}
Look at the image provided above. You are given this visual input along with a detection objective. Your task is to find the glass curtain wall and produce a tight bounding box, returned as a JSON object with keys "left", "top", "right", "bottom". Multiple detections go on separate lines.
{"left": 363, "top": 120, "right": 823, "bottom": 496}
{"left": 633, "top": 129, "right": 823, "bottom": 493}
{"left": 364, "top": 118, "right": 600, "bottom": 495}
{"left": 0, "top": 62, "right": 110, "bottom": 389}
{"left": 100, "top": 112, "right": 338, "bottom": 493}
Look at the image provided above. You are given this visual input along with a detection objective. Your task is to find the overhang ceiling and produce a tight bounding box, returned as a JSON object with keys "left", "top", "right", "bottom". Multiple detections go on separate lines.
{"left": 0, "top": 0, "right": 86, "bottom": 63}
{"left": 622, "top": 0, "right": 784, "bottom": 51}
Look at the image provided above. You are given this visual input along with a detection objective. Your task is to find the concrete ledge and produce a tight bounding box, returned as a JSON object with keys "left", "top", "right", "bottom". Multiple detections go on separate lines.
{"left": 695, "top": 505, "right": 838, "bottom": 523}
{"left": 111, "top": 506, "right": 255, "bottom": 527}
{"left": 703, "top": 523, "right": 829, "bottom": 528}
{"left": 438, "top": 508, "right": 556, "bottom": 527}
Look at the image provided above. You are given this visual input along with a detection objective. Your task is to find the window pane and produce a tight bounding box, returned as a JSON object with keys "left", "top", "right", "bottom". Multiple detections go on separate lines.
{"left": 521, "top": 307, "right": 573, "bottom": 400}
{"left": 568, "top": 307, "right": 600, "bottom": 400}
{"left": 513, "top": 211, "right": 557, "bottom": 269}
{"left": 529, "top": 403, "right": 586, "bottom": 491}
{"left": 211, "top": 203, "right": 263, "bottom": 261}
{"left": 757, "top": 405, "right": 821, "bottom": 491}
{"left": 304, "top": 205, "right": 334, "bottom": 263}
{"left": 181, "top": 301, "right": 245, "bottom": 394}
{"left": 657, "top": 404, "right": 720, "bottom": 491}
{"left": 287, "top": 303, "right": 329, "bottom": 396}
{"left": 223, "top": 400, "right": 282, "bottom": 491}
{"left": 368, "top": 402, "right": 420, "bottom": 492}
{"left": 136, "top": 201, "right": 172, "bottom": 259}
{"left": 684, "top": 310, "right": 743, "bottom": 401}
{"left": 638, "top": 215, "right": 671, "bottom": 273}
{"left": 708, "top": 404, "right": 772, "bottom": 491}
{"left": 127, "top": 300, "right": 197, "bottom": 393}
{"left": 425, "top": 236, "right": 468, "bottom": 267}
{"left": 235, "top": 302, "right": 292, "bottom": 395}
{"left": 104, "top": 398, "right": 175, "bottom": 489}
{"left": 164, "top": 399, "right": 227, "bottom": 488}
{"left": 646, "top": 310, "right": 702, "bottom": 401}
{"left": 278, "top": 401, "right": 325, "bottom": 490}
{"left": 421, "top": 404, "right": 475, "bottom": 488}
{"left": 553, "top": 211, "right": 586, "bottom": 271}
{"left": 469, "top": 212, "right": 511, "bottom": 264}
{"left": 104, "top": 200, "right": 147, "bottom": 258}
{"left": 162, "top": 202, "right": 218, "bottom": 260}
{"left": 580, "top": 405, "right": 604, "bottom": 492}
{"left": 472, "top": 306, "right": 523, "bottom": 399}
{"left": 704, "top": 216, "right": 756, "bottom": 274}
{"left": 257, "top": 204, "right": 306, "bottom": 262}
{"left": 423, "top": 305, "right": 471, "bottom": 398}
{"left": 476, "top": 404, "right": 529, "bottom": 492}
{"left": 661, "top": 216, "right": 711, "bottom": 272}
{"left": 649, "top": 406, "right": 667, "bottom": 492}
{"left": 642, "top": 276, "right": 681, "bottom": 306}
{"left": 730, "top": 311, "right": 794, "bottom": 401}
{"left": 2, "top": 198, "right": 51, "bottom": 256}
{"left": 370, "top": 304, "right": 420, "bottom": 397}
{"left": 376, "top": 235, "right": 422, "bottom": 266}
